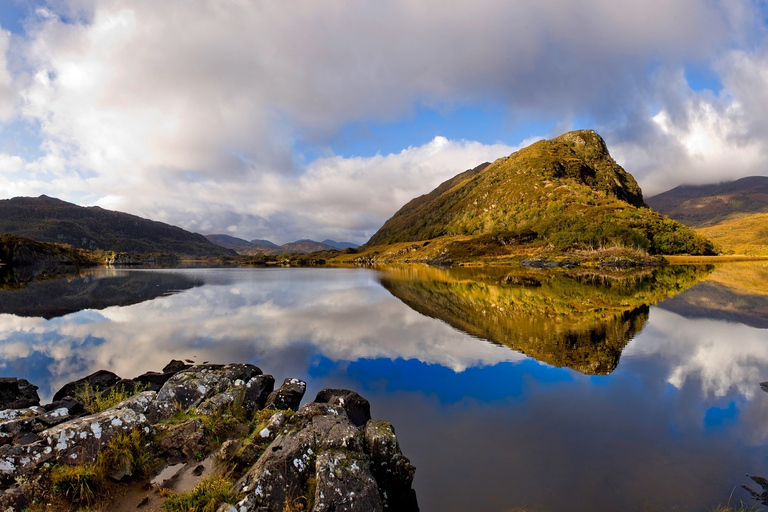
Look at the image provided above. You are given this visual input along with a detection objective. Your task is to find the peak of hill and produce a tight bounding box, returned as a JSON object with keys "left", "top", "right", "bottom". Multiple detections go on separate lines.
{"left": 365, "top": 130, "right": 713, "bottom": 256}
{"left": 646, "top": 176, "right": 768, "bottom": 227}
{"left": 0, "top": 196, "right": 236, "bottom": 257}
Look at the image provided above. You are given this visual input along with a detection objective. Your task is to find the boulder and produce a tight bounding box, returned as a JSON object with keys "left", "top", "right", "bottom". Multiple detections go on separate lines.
{"left": 365, "top": 420, "right": 418, "bottom": 511}
{"left": 314, "top": 389, "right": 371, "bottom": 427}
{"left": 0, "top": 378, "right": 40, "bottom": 410}
{"left": 243, "top": 374, "right": 275, "bottom": 413}
{"left": 264, "top": 378, "right": 306, "bottom": 411}
{"left": 41, "top": 391, "right": 155, "bottom": 465}
{"left": 163, "top": 359, "right": 191, "bottom": 373}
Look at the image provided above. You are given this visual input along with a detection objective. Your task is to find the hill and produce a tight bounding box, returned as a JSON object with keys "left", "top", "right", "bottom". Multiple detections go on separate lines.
{"left": 364, "top": 130, "right": 714, "bottom": 257}
{"left": 0, "top": 196, "right": 235, "bottom": 257}
{"left": 646, "top": 176, "right": 768, "bottom": 228}
{"left": 0, "top": 234, "right": 100, "bottom": 284}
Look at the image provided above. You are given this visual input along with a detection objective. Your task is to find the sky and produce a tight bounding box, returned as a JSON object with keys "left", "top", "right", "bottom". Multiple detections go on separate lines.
{"left": 0, "top": 0, "right": 766, "bottom": 244}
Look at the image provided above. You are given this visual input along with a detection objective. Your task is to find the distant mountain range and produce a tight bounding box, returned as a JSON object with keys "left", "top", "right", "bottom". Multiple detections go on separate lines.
{"left": 646, "top": 176, "right": 768, "bottom": 227}
{"left": 0, "top": 195, "right": 235, "bottom": 257}
{"left": 647, "top": 176, "right": 768, "bottom": 255}
{"left": 205, "top": 234, "right": 358, "bottom": 255}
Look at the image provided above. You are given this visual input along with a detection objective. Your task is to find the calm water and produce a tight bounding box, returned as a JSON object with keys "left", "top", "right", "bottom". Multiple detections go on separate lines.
{"left": 2, "top": 263, "right": 768, "bottom": 511}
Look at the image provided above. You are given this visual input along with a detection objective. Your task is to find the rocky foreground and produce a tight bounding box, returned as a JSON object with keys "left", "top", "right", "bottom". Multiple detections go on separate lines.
{"left": 0, "top": 362, "right": 418, "bottom": 511}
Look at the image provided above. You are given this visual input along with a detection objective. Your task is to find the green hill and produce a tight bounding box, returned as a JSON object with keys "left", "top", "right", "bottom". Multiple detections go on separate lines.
{"left": 0, "top": 195, "right": 236, "bottom": 257}
{"left": 646, "top": 176, "right": 768, "bottom": 228}
{"left": 365, "top": 130, "right": 714, "bottom": 256}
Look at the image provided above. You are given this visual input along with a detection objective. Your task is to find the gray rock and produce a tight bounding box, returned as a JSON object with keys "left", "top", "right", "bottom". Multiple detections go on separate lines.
{"left": 264, "top": 378, "right": 306, "bottom": 411}
{"left": 364, "top": 420, "right": 419, "bottom": 511}
{"left": 157, "top": 418, "right": 207, "bottom": 462}
{"left": 314, "top": 389, "right": 371, "bottom": 427}
{"left": 243, "top": 374, "right": 275, "bottom": 413}
{"left": 40, "top": 391, "right": 155, "bottom": 465}
{"left": 313, "top": 450, "right": 382, "bottom": 512}
{"left": 155, "top": 364, "right": 262, "bottom": 410}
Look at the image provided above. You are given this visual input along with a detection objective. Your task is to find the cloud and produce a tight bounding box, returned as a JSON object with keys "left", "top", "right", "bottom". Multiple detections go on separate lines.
{"left": 0, "top": 0, "right": 765, "bottom": 239}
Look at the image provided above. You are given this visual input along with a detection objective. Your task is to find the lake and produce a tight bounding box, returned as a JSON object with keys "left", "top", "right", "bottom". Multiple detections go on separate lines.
{"left": 2, "top": 262, "right": 768, "bottom": 511}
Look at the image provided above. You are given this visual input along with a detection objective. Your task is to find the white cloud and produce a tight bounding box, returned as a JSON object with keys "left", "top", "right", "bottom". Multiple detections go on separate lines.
{"left": 0, "top": 0, "right": 765, "bottom": 239}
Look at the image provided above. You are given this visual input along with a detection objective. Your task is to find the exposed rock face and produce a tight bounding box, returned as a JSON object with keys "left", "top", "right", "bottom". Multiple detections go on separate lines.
{"left": 234, "top": 396, "right": 417, "bottom": 512}
{"left": 0, "top": 362, "right": 418, "bottom": 511}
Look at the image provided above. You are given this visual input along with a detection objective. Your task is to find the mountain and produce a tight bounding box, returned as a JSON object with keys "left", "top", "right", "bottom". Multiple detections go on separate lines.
{"left": 205, "top": 235, "right": 352, "bottom": 255}
{"left": 249, "top": 239, "right": 282, "bottom": 250}
{"left": 646, "top": 176, "right": 768, "bottom": 228}
{"left": 280, "top": 239, "right": 337, "bottom": 253}
{"left": 0, "top": 196, "right": 236, "bottom": 257}
{"left": 321, "top": 239, "right": 359, "bottom": 250}
{"left": 365, "top": 130, "right": 714, "bottom": 256}
{"left": 204, "top": 234, "right": 254, "bottom": 251}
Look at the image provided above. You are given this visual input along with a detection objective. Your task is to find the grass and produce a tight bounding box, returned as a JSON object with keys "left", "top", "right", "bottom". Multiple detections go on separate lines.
{"left": 75, "top": 381, "right": 149, "bottom": 414}
{"left": 162, "top": 474, "right": 239, "bottom": 512}
{"left": 697, "top": 212, "right": 768, "bottom": 256}
{"left": 51, "top": 464, "right": 100, "bottom": 504}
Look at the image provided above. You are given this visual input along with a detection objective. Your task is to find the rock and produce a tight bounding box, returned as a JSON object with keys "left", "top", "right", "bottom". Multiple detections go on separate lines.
{"left": 41, "top": 391, "right": 155, "bottom": 465}
{"left": 232, "top": 398, "right": 417, "bottom": 512}
{"left": 365, "top": 420, "right": 419, "bottom": 511}
{"left": 163, "top": 359, "right": 191, "bottom": 373}
{"left": 155, "top": 364, "right": 262, "bottom": 410}
{"left": 314, "top": 389, "right": 371, "bottom": 427}
{"left": 52, "top": 369, "right": 122, "bottom": 402}
{"left": 314, "top": 450, "right": 382, "bottom": 512}
{"left": 157, "top": 418, "right": 207, "bottom": 462}
{"left": 264, "top": 378, "right": 306, "bottom": 411}
{"left": 133, "top": 371, "right": 179, "bottom": 392}
{"left": 0, "top": 378, "right": 40, "bottom": 410}
{"left": 243, "top": 374, "right": 275, "bottom": 413}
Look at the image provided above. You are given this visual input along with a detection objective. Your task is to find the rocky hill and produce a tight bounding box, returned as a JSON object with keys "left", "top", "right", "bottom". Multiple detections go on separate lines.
{"left": 365, "top": 130, "right": 714, "bottom": 256}
{"left": 0, "top": 196, "right": 236, "bottom": 258}
{"left": 646, "top": 176, "right": 768, "bottom": 227}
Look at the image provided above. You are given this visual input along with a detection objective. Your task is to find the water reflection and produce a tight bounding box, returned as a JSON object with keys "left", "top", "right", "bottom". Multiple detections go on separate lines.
{"left": 0, "top": 264, "right": 766, "bottom": 511}
{"left": 379, "top": 265, "right": 712, "bottom": 375}
{"left": 0, "top": 268, "right": 203, "bottom": 318}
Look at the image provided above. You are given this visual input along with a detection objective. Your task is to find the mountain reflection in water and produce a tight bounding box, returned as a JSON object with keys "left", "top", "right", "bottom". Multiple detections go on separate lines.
{"left": 0, "top": 268, "right": 203, "bottom": 318}
{"left": 379, "top": 265, "right": 713, "bottom": 375}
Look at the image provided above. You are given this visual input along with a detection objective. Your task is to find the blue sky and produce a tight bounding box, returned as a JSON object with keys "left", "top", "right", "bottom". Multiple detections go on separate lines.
{"left": 0, "top": 1, "right": 766, "bottom": 244}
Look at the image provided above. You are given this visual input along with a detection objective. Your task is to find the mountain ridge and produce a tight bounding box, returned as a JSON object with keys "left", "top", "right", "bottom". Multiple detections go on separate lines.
{"left": 204, "top": 235, "right": 359, "bottom": 255}
{"left": 646, "top": 176, "right": 768, "bottom": 227}
{"left": 0, "top": 196, "right": 236, "bottom": 257}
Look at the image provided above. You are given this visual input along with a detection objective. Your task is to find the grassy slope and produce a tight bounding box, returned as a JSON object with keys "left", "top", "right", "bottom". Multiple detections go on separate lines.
{"left": 365, "top": 130, "right": 714, "bottom": 256}
{"left": 696, "top": 212, "right": 768, "bottom": 256}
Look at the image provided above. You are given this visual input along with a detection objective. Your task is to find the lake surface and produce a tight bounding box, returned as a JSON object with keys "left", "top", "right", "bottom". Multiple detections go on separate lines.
{"left": 2, "top": 263, "right": 768, "bottom": 511}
